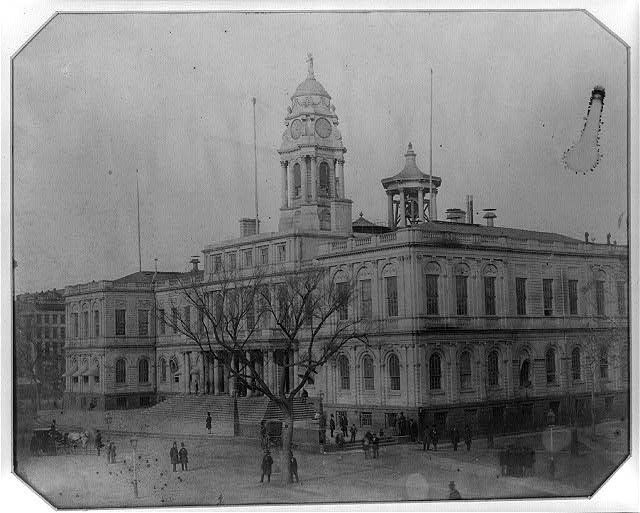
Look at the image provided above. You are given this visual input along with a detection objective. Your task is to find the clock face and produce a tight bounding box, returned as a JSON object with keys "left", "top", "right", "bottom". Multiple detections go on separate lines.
{"left": 290, "top": 119, "right": 303, "bottom": 140}
{"left": 315, "top": 118, "right": 332, "bottom": 138}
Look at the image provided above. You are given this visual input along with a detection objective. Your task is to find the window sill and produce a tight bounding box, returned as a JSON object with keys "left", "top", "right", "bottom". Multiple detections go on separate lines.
{"left": 429, "top": 390, "right": 445, "bottom": 396}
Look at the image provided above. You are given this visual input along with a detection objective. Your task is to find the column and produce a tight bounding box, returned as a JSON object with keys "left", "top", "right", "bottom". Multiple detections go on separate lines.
{"left": 246, "top": 351, "right": 253, "bottom": 397}
{"left": 387, "top": 192, "right": 395, "bottom": 228}
{"left": 399, "top": 189, "right": 407, "bottom": 227}
{"left": 213, "top": 357, "right": 220, "bottom": 395}
{"left": 329, "top": 159, "right": 336, "bottom": 198}
{"left": 337, "top": 159, "right": 345, "bottom": 198}
{"left": 267, "top": 350, "right": 274, "bottom": 391}
{"left": 200, "top": 352, "right": 206, "bottom": 394}
{"left": 418, "top": 188, "right": 425, "bottom": 222}
{"left": 301, "top": 156, "right": 308, "bottom": 202}
{"left": 311, "top": 156, "right": 318, "bottom": 201}
{"left": 432, "top": 190, "right": 438, "bottom": 220}
{"left": 280, "top": 161, "right": 288, "bottom": 208}
{"left": 288, "top": 161, "right": 295, "bottom": 206}
{"left": 184, "top": 353, "right": 191, "bottom": 394}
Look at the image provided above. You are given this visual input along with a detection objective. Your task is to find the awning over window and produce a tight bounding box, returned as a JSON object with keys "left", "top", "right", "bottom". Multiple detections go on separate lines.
{"left": 85, "top": 365, "right": 100, "bottom": 377}
{"left": 62, "top": 363, "right": 77, "bottom": 377}
{"left": 72, "top": 363, "right": 88, "bottom": 377}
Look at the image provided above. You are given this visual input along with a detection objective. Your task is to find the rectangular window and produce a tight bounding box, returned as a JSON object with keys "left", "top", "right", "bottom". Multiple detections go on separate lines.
{"left": 36, "top": 314, "right": 42, "bottom": 324}
{"left": 158, "top": 309, "right": 166, "bottom": 335}
{"left": 617, "top": 281, "right": 626, "bottom": 315}
{"left": 94, "top": 310, "right": 100, "bottom": 337}
{"left": 385, "top": 276, "right": 398, "bottom": 317}
{"left": 44, "top": 327, "right": 50, "bottom": 339}
{"left": 138, "top": 309, "right": 149, "bottom": 335}
{"left": 456, "top": 275, "right": 468, "bottom": 315}
{"left": 60, "top": 326, "right": 66, "bottom": 338}
{"left": 36, "top": 326, "right": 43, "bottom": 338}
{"left": 228, "top": 252, "right": 237, "bottom": 270}
{"left": 484, "top": 276, "right": 496, "bottom": 315}
{"left": 183, "top": 306, "right": 191, "bottom": 329}
{"left": 246, "top": 297, "right": 255, "bottom": 330}
{"left": 116, "top": 397, "right": 128, "bottom": 409}
{"left": 359, "top": 279, "right": 372, "bottom": 319}
{"left": 425, "top": 275, "right": 439, "bottom": 315}
{"left": 243, "top": 249, "right": 253, "bottom": 268}
{"left": 214, "top": 254, "right": 222, "bottom": 273}
{"left": 360, "top": 412, "right": 372, "bottom": 427}
{"left": 543, "top": 279, "right": 553, "bottom": 316}
{"left": 260, "top": 246, "right": 269, "bottom": 265}
{"left": 516, "top": 278, "right": 527, "bottom": 315}
{"left": 140, "top": 396, "right": 151, "bottom": 408}
{"left": 51, "top": 327, "right": 58, "bottom": 339}
{"left": 44, "top": 314, "right": 49, "bottom": 324}
{"left": 172, "top": 307, "right": 178, "bottom": 333}
{"left": 595, "top": 280, "right": 605, "bottom": 315}
{"left": 72, "top": 313, "right": 79, "bottom": 337}
{"left": 277, "top": 243, "right": 287, "bottom": 262}
{"left": 83, "top": 375, "right": 89, "bottom": 384}
{"left": 60, "top": 314, "right": 65, "bottom": 325}
{"left": 337, "top": 282, "right": 349, "bottom": 320}
{"left": 115, "top": 309, "right": 126, "bottom": 336}
{"left": 82, "top": 311, "right": 89, "bottom": 337}
{"left": 568, "top": 280, "right": 578, "bottom": 315}
{"left": 198, "top": 308, "right": 205, "bottom": 333}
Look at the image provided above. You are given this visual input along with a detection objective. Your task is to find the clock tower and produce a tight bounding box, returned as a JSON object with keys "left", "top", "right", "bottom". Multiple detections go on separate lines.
{"left": 278, "top": 55, "right": 352, "bottom": 233}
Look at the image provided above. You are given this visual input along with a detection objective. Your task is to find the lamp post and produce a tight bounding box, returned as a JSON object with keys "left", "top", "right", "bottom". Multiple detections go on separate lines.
{"left": 546, "top": 409, "right": 556, "bottom": 478}
{"left": 130, "top": 438, "right": 138, "bottom": 498}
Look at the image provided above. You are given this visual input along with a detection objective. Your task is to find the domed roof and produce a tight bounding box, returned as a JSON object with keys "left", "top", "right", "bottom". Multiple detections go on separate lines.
{"left": 381, "top": 143, "right": 442, "bottom": 188}
{"left": 291, "top": 54, "right": 331, "bottom": 99}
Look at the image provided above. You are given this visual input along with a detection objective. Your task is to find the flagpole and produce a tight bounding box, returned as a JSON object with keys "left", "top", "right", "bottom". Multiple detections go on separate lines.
{"left": 136, "top": 169, "right": 141, "bottom": 272}
{"left": 252, "top": 97, "right": 259, "bottom": 234}
{"left": 429, "top": 68, "right": 434, "bottom": 222}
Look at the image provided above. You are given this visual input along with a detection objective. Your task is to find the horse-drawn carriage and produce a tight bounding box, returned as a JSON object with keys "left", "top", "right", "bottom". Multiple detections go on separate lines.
{"left": 30, "top": 427, "right": 89, "bottom": 456}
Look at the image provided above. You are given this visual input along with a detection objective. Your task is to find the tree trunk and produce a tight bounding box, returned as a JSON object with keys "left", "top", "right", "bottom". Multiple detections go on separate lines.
{"left": 591, "top": 369, "right": 596, "bottom": 439}
{"left": 280, "top": 402, "right": 294, "bottom": 484}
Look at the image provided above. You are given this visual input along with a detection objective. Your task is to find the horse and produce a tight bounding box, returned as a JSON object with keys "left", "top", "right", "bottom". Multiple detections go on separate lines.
{"left": 66, "top": 431, "right": 90, "bottom": 454}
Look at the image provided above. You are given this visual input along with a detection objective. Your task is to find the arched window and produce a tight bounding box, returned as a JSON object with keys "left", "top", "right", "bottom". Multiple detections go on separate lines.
{"left": 115, "top": 358, "right": 126, "bottom": 384}
{"left": 424, "top": 262, "right": 441, "bottom": 316}
{"left": 338, "top": 355, "right": 350, "bottom": 390}
{"left": 159, "top": 358, "right": 167, "bottom": 382}
{"left": 429, "top": 353, "right": 442, "bottom": 390}
{"left": 545, "top": 348, "right": 556, "bottom": 384}
{"left": 293, "top": 163, "right": 301, "bottom": 196}
{"left": 488, "top": 351, "right": 499, "bottom": 387}
{"left": 571, "top": 347, "right": 581, "bottom": 381}
{"left": 138, "top": 359, "right": 149, "bottom": 383}
{"left": 459, "top": 351, "right": 472, "bottom": 389}
{"left": 388, "top": 354, "right": 400, "bottom": 391}
{"left": 599, "top": 347, "right": 609, "bottom": 380}
{"left": 519, "top": 359, "right": 530, "bottom": 387}
{"left": 169, "top": 357, "right": 178, "bottom": 374}
{"left": 318, "top": 162, "right": 330, "bottom": 196}
{"left": 363, "top": 355, "right": 374, "bottom": 391}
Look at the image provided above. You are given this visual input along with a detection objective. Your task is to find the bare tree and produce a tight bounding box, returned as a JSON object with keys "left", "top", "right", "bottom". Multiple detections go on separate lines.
{"left": 157, "top": 262, "right": 364, "bottom": 484}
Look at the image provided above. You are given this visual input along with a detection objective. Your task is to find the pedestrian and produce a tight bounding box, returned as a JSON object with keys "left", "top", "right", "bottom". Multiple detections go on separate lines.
{"left": 179, "top": 442, "right": 189, "bottom": 471}
{"left": 341, "top": 416, "right": 349, "bottom": 438}
{"left": 289, "top": 450, "right": 299, "bottom": 483}
{"left": 398, "top": 412, "right": 406, "bottom": 436}
{"left": 448, "top": 481, "right": 462, "bottom": 499}
{"left": 411, "top": 419, "right": 419, "bottom": 442}
{"left": 206, "top": 412, "right": 212, "bottom": 434}
{"left": 94, "top": 429, "right": 103, "bottom": 456}
{"left": 170, "top": 441, "right": 179, "bottom": 472}
{"left": 50, "top": 420, "right": 57, "bottom": 436}
{"left": 329, "top": 414, "right": 336, "bottom": 438}
{"left": 372, "top": 433, "right": 380, "bottom": 459}
{"left": 362, "top": 435, "right": 370, "bottom": 459}
{"left": 111, "top": 442, "right": 117, "bottom": 463}
{"left": 451, "top": 426, "right": 460, "bottom": 451}
{"left": 464, "top": 424, "right": 472, "bottom": 451}
{"left": 430, "top": 426, "right": 439, "bottom": 451}
{"left": 260, "top": 449, "right": 273, "bottom": 483}
{"left": 423, "top": 425, "right": 431, "bottom": 451}
{"left": 106, "top": 441, "right": 112, "bottom": 463}
{"left": 350, "top": 424, "right": 357, "bottom": 443}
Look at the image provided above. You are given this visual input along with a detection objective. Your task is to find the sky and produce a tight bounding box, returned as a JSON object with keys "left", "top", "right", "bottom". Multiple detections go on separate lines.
{"left": 12, "top": 11, "right": 629, "bottom": 293}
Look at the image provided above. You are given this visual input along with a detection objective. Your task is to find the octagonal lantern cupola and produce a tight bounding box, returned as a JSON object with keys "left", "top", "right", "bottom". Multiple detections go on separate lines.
{"left": 381, "top": 143, "right": 442, "bottom": 229}
{"left": 278, "top": 54, "right": 352, "bottom": 234}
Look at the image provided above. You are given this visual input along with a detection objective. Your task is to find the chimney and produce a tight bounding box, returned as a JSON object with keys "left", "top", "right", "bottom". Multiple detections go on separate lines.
{"left": 584, "top": 231, "right": 589, "bottom": 243}
{"left": 606, "top": 233, "right": 611, "bottom": 245}
{"left": 190, "top": 256, "right": 200, "bottom": 272}
{"left": 239, "top": 218, "right": 259, "bottom": 237}
{"left": 466, "top": 195, "right": 474, "bottom": 224}
{"left": 483, "top": 211, "right": 497, "bottom": 227}
{"left": 446, "top": 208, "right": 466, "bottom": 222}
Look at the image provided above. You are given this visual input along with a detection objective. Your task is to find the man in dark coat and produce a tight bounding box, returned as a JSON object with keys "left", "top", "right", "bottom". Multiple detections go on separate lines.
{"left": 430, "top": 426, "right": 439, "bottom": 451}
{"left": 179, "top": 442, "right": 188, "bottom": 471}
{"left": 289, "top": 450, "right": 299, "bottom": 483}
{"left": 260, "top": 449, "right": 273, "bottom": 483}
{"left": 448, "top": 481, "right": 461, "bottom": 499}
{"left": 94, "top": 429, "right": 103, "bottom": 456}
{"left": 398, "top": 412, "right": 406, "bottom": 436}
{"left": 423, "top": 425, "right": 431, "bottom": 451}
{"left": 170, "top": 441, "right": 179, "bottom": 472}
{"left": 206, "top": 412, "right": 212, "bottom": 434}
{"left": 464, "top": 424, "right": 472, "bottom": 451}
{"left": 372, "top": 433, "right": 380, "bottom": 459}
{"left": 350, "top": 424, "right": 357, "bottom": 443}
{"left": 341, "top": 415, "right": 349, "bottom": 438}
{"left": 451, "top": 426, "right": 460, "bottom": 451}
{"left": 329, "top": 414, "right": 336, "bottom": 438}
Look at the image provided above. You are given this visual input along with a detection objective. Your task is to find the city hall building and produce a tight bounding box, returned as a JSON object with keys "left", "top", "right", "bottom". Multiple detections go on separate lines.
{"left": 63, "top": 59, "right": 629, "bottom": 435}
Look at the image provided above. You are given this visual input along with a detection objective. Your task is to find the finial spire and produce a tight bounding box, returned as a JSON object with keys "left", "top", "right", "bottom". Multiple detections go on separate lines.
{"left": 307, "top": 53, "right": 314, "bottom": 79}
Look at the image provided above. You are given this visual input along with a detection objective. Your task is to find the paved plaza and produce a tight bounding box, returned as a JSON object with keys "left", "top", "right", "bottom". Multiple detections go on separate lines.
{"left": 14, "top": 420, "right": 628, "bottom": 509}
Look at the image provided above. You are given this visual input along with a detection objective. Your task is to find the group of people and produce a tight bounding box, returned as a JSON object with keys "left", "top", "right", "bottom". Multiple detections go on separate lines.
{"left": 361, "top": 431, "right": 380, "bottom": 459}
{"left": 422, "top": 424, "right": 473, "bottom": 452}
{"left": 328, "top": 413, "right": 351, "bottom": 440}
{"left": 169, "top": 441, "right": 189, "bottom": 471}
{"left": 260, "top": 449, "right": 299, "bottom": 484}
{"left": 396, "top": 412, "right": 420, "bottom": 441}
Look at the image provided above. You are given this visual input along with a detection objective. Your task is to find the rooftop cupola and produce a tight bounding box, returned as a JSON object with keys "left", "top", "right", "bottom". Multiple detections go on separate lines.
{"left": 381, "top": 143, "right": 442, "bottom": 229}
